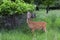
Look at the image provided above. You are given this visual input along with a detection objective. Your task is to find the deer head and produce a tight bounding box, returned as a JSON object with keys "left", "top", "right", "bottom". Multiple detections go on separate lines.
{"left": 27, "top": 11, "right": 36, "bottom": 23}
{"left": 27, "top": 11, "right": 31, "bottom": 19}
{"left": 27, "top": 11, "right": 36, "bottom": 19}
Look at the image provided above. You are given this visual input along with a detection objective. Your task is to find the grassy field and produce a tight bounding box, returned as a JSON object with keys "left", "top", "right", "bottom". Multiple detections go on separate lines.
{"left": 0, "top": 10, "right": 60, "bottom": 40}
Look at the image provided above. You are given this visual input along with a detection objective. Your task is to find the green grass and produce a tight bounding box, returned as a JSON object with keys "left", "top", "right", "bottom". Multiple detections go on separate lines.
{"left": 0, "top": 10, "right": 60, "bottom": 40}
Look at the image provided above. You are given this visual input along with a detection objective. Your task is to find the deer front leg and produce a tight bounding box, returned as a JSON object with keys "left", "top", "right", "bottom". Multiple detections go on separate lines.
{"left": 31, "top": 29, "right": 35, "bottom": 36}
{"left": 43, "top": 26, "right": 46, "bottom": 32}
{"left": 32, "top": 29, "right": 34, "bottom": 33}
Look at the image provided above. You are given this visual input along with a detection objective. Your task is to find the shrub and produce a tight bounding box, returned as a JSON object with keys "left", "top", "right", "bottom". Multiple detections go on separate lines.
{"left": 0, "top": 0, "right": 35, "bottom": 15}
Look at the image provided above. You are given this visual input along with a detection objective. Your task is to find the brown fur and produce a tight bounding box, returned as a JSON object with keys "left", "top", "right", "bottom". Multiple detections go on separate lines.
{"left": 27, "top": 12, "right": 46, "bottom": 33}
{"left": 27, "top": 19, "right": 46, "bottom": 32}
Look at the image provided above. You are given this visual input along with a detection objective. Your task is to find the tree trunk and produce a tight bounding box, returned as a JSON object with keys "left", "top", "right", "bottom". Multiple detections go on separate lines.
{"left": 46, "top": 5, "right": 49, "bottom": 14}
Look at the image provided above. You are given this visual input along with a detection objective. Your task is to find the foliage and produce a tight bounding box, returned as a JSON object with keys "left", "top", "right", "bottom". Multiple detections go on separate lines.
{"left": 23, "top": 0, "right": 31, "bottom": 3}
{"left": 42, "top": 0, "right": 55, "bottom": 6}
{"left": 0, "top": 0, "right": 35, "bottom": 15}
{"left": 33, "top": 10, "right": 60, "bottom": 29}
{"left": 23, "top": 0, "right": 43, "bottom": 5}
{"left": 23, "top": 0, "right": 34, "bottom": 4}
{"left": 0, "top": 10, "right": 60, "bottom": 40}
{"left": 34, "top": 0, "right": 42, "bottom": 5}
{"left": 0, "top": 0, "right": 3, "bottom": 5}
{"left": 55, "top": 0, "right": 60, "bottom": 6}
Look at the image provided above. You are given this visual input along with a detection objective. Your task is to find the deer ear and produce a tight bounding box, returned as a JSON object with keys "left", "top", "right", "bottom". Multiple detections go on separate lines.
{"left": 31, "top": 13, "right": 36, "bottom": 18}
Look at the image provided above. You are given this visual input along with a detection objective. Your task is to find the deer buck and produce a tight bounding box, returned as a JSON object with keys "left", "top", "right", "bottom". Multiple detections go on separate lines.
{"left": 27, "top": 11, "right": 46, "bottom": 33}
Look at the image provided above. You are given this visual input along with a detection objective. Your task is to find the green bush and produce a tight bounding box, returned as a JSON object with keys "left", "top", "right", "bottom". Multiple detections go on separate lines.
{"left": 0, "top": 0, "right": 35, "bottom": 15}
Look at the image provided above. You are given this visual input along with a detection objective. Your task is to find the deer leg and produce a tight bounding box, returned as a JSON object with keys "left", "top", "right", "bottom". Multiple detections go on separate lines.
{"left": 32, "top": 29, "right": 34, "bottom": 33}
{"left": 43, "top": 27, "right": 46, "bottom": 32}
{"left": 31, "top": 29, "right": 35, "bottom": 36}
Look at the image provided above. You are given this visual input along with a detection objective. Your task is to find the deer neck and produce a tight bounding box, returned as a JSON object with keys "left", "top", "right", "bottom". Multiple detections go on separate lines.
{"left": 27, "top": 18, "right": 32, "bottom": 24}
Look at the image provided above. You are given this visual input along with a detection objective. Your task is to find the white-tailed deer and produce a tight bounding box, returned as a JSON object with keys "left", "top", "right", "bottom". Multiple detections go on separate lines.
{"left": 27, "top": 11, "right": 46, "bottom": 33}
